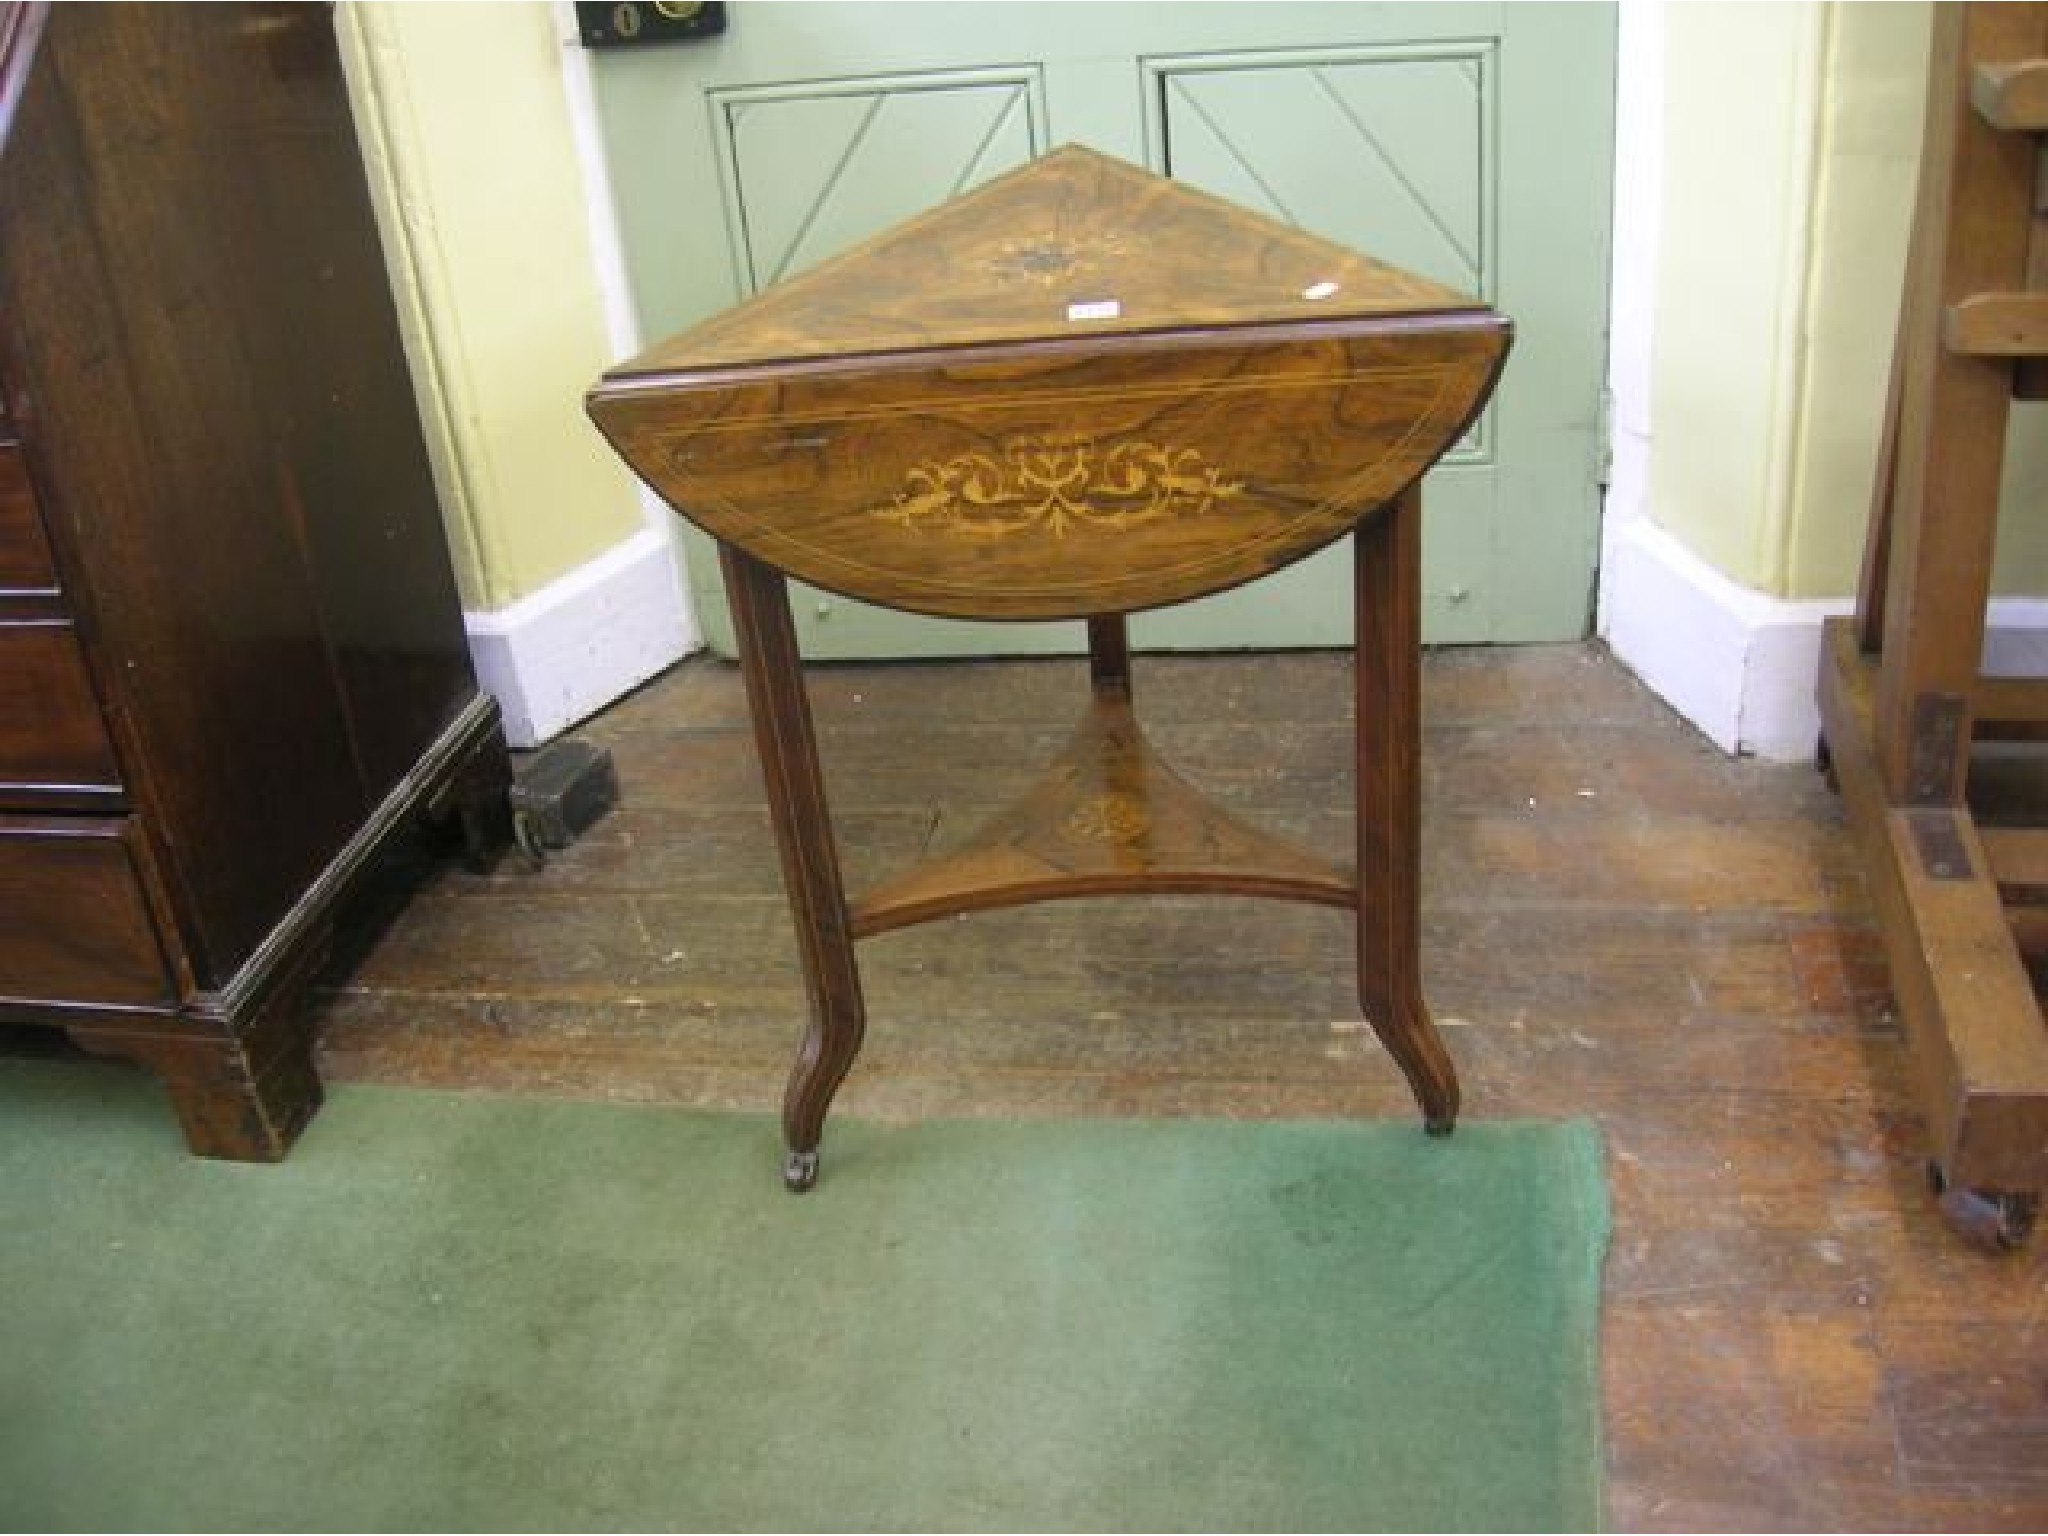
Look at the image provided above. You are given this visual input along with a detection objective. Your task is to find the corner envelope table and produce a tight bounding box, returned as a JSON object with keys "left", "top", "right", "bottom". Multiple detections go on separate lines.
{"left": 588, "top": 146, "right": 1511, "bottom": 1190}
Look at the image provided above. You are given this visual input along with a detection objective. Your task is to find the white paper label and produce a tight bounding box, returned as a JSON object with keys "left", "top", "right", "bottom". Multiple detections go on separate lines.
{"left": 1066, "top": 299, "right": 1121, "bottom": 322}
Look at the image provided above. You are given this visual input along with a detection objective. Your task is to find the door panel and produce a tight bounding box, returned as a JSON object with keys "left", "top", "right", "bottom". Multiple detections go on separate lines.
{"left": 590, "top": 3, "right": 1614, "bottom": 657}
{"left": 716, "top": 69, "right": 1046, "bottom": 290}
{"left": 1134, "top": 41, "right": 1498, "bottom": 653}
{"left": 1150, "top": 47, "right": 1490, "bottom": 299}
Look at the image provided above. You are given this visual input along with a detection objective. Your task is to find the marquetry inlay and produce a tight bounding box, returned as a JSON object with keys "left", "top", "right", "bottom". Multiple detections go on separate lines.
{"left": 872, "top": 436, "right": 1244, "bottom": 540}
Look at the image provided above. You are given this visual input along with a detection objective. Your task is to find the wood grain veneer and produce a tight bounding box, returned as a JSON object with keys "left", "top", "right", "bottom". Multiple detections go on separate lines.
{"left": 0, "top": 2, "right": 513, "bottom": 1158}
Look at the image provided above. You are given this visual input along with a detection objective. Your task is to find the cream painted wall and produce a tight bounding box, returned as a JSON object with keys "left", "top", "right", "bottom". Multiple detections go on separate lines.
{"left": 1783, "top": 2, "right": 1926, "bottom": 599}
{"left": 1650, "top": 1, "right": 2048, "bottom": 604}
{"left": 335, "top": 1, "right": 647, "bottom": 611}
{"left": 1646, "top": 3, "right": 1825, "bottom": 595}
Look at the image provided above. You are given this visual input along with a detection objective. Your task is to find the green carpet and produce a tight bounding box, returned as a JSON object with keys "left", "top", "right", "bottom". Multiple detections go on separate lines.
{"left": 0, "top": 1059, "right": 1608, "bottom": 1532}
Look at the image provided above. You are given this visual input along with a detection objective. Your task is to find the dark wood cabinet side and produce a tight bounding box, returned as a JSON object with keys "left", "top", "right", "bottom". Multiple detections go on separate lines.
{"left": 0, "top": 2, "right": 512, "bottom": 1158}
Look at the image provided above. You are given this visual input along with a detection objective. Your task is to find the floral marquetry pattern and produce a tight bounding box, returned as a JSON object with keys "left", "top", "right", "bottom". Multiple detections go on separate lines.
{"left": 1062, "top": 790, "right": 1151, "bottom": 845}
{"left": 985, "top": 230, "right": 1135, "bottom": 288}
{"left": 874, "top": 436, "right": 1245, "bottom": 540}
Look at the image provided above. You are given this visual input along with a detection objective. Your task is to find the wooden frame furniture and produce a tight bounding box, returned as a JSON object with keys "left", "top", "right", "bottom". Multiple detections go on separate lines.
{"left": 590, "top": 146, "right": 1509, "bottom": 1190}
{"left": 0, "top": 4, "right": 511, "bottom": 1158}
{"left": 1820, "top": 3, "right": 2048, "bottom": 1247}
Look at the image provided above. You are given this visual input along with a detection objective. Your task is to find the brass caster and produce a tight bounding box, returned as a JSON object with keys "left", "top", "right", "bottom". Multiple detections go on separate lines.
{"left": 783, "top": 1148, "right": 820, "bottom": 1193}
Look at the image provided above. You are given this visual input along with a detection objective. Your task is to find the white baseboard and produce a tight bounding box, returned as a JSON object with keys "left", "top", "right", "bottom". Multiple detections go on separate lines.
{"left": 1602, "top": 519, "right": 2048, "bottom": 760}
{"left": 1984, "top": 601, "right": 2048, "bottom": 677}
{"left": 465, "top": 528, "right": 698, "bottom": 748}
{"left": 1601, "top": 519, "right": 1847, "bottom": 760}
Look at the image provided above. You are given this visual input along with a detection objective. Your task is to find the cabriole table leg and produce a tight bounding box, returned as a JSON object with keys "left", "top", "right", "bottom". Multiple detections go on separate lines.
{"left": 718, "top": 544, "right": 868, "bottom": 1192}
{"left": 1354, "top": 485, "right": 1460, "bottom": 1134}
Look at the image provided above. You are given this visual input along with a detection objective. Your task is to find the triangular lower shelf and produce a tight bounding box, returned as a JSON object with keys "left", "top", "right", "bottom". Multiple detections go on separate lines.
{"left": 848, "top": 697, "right": 1358, "bottom": 939}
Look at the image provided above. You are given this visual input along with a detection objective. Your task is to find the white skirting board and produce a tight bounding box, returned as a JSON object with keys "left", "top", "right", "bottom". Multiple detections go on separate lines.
{"left": 470, "top": 515, "right": 2048, "bottom": 760}
{"left": 1601, "top": 517, "right": 2048, "bottom": 761}
{"left": 464, "top": 528, "right": 698, "bottom": 748}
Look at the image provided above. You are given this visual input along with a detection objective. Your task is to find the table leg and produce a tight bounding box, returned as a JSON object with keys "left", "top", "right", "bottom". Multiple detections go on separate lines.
{"left": 719, "top": 544, "right": 867, "bottom": 1191}
{"left": 1354, "top": 486, "right": 1459, "bottom": 1134}
{"left": 1087, "top": 614, "right": 1132, "bottom": 701}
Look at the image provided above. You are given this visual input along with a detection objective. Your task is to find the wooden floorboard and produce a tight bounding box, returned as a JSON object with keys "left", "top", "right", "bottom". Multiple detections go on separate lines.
{"left": 303, "top": 641, "right": 2048, "bottom": 1532}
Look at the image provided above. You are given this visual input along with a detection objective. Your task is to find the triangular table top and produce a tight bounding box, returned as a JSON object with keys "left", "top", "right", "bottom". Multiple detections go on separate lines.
{"left": 609, "top": 144, "right": 1488, "bottom": 376}
{"left": 588, "top": 145, "right": 1508, "bottom": 622}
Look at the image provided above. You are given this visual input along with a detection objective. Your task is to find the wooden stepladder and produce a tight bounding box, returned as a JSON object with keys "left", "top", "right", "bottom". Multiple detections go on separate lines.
{"left": 1820, "top": 3, "right": 2048, "bottom": 1248}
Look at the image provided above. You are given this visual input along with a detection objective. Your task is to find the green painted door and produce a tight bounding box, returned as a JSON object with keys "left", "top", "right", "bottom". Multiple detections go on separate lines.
{"left": 591, "top": 2, "right": 1614, "bottom": 658}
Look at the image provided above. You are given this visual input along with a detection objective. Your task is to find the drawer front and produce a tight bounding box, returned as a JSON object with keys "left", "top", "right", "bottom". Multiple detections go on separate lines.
{"left": 0, "top": 816, "right": 175, "bottom": 1008}
{"left": 0, "top": 446, "right": 57, "bottom": 593}
{"left": 590, "top": 320, "right": 1508, "bottom": 620}
{"left": 0, "top": 621, "right": 122, "bottom": 797}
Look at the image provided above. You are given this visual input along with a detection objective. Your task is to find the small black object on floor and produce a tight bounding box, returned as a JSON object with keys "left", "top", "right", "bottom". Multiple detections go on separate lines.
{"left": 509, "top": 738, "right": 618, "bottom": 865}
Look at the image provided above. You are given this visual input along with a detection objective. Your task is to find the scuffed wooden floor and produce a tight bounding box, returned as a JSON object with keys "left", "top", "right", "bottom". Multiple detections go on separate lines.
{"left": 312, "top": 643, "right": 2048, "bottom": 1532}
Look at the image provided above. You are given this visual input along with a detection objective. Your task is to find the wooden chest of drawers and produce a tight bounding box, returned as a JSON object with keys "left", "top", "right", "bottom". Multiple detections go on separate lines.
{"left": 0, "top": 399, "right": 161, "bottom": 1011}
{"left": 0, "top": 3, "right": 511, "bottom": 1157}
